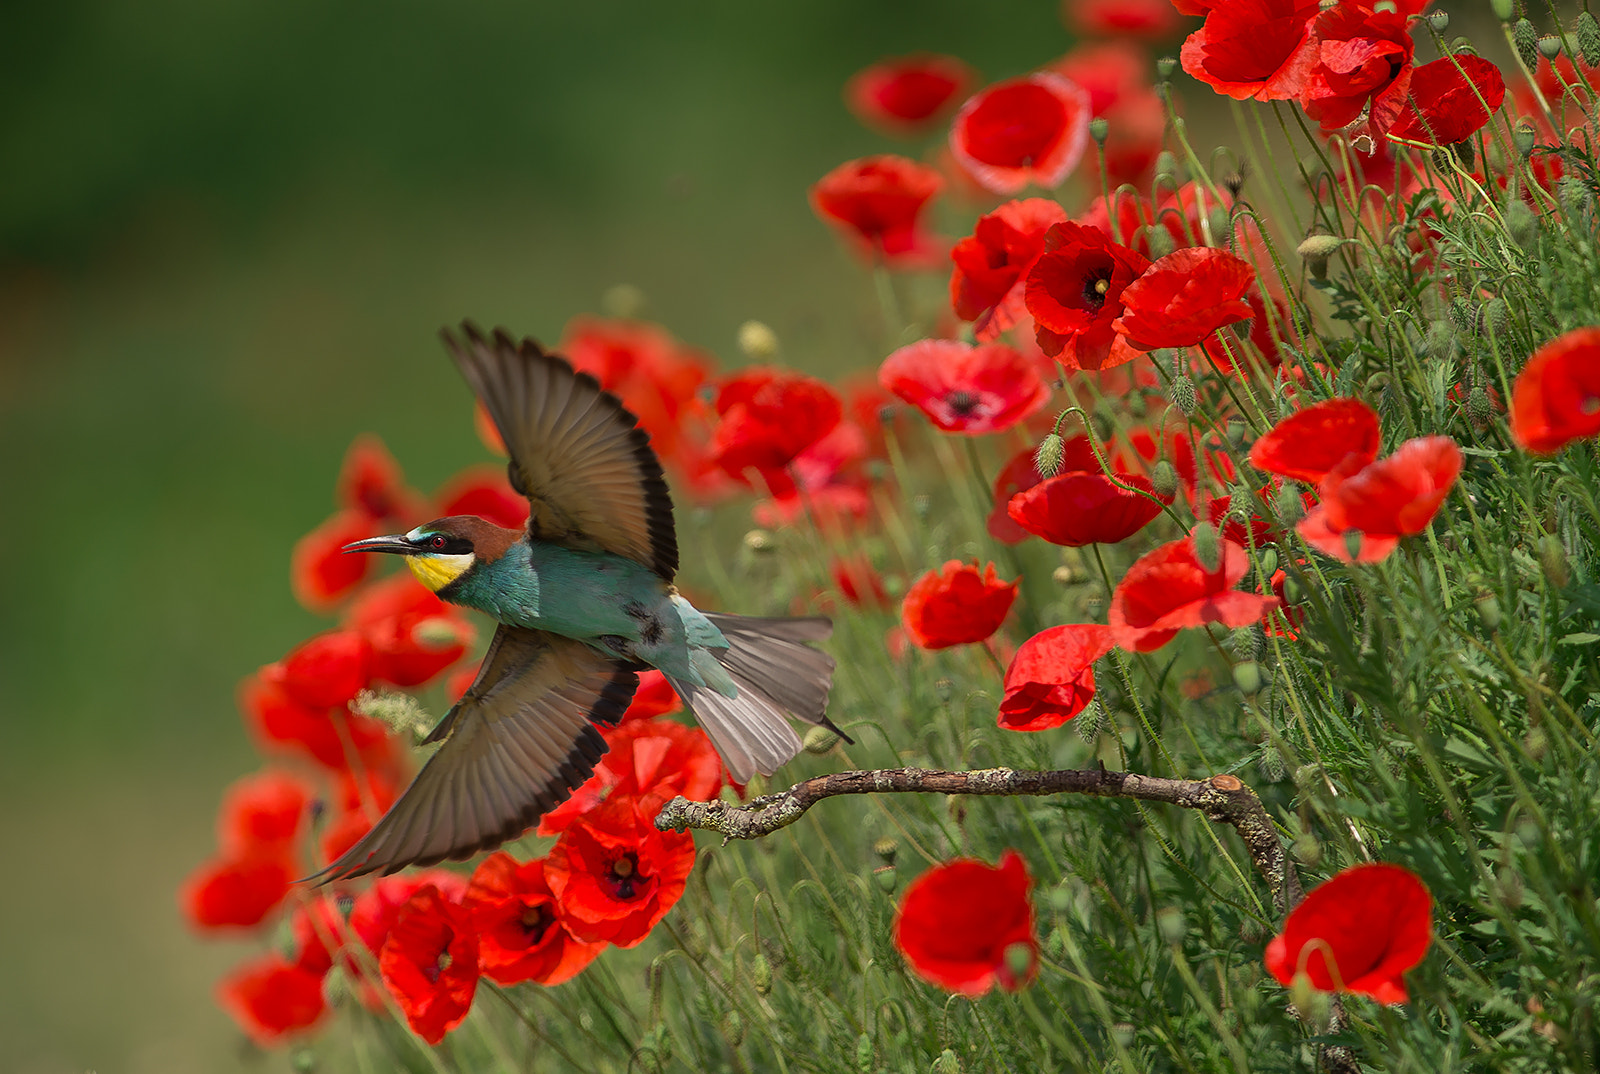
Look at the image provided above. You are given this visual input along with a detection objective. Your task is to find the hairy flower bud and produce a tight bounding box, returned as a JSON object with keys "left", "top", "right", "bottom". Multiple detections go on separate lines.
{"left": 1274, "top": 482, "right": 1305, "bottom": 526}
{"left": 721, "top": 1010, "right": 745, "bottom": 1047}
{"left": 1144, "top": 223, "right": 1176, "bottom": 260}
{"left": 1468, "top": 385, "right": 1493, "bottom": 424}
{"left": 1539, "top": 533, "right": 1569, "bottom": 588}
{"left": 933, "top": 1048, "right": 963, "bottom": 1074}
{"left": 1150, "top": 459, "right": 1179, "bottom": 499}
{"left": 1156, "top": 906, "right": 1187, "bottom": 945}
{"left": 1514, "top": 19, "right": 1540, "bottom": 69}
{"left": 803, "top": 725, "right": 839, "bottom": 754}
{"left": 1232, "top": 660, "right": 1263, "bottom": 696}
{"left": 1343, "top": 528, "right": 1365, "bottom": 561}
{"left": 1170, "top": 375, "right": 1196, "bottom": 417}
{"left": 1475, "top": 590, "right": 1502, "bottom": 631}
{"left": 750, "top": 952, "right": 773, "bottom": 995}
{"left": 1491, "top": 0, "right": 1514, "bottom": 19}
{"left": 1579, "top": 11, "right": 1600, "bottom": 67}
{"left": 1192, "top": 521, "right": 1221, "bottom": 572}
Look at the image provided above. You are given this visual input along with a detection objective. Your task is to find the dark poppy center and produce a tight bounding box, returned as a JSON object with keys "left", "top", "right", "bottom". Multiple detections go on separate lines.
{"left": 946, "top": 390, "right": 982, "bottom": 416}
{"left": 1081, "top": 271, "right": 1113, "bottom": 310}
{"left": 607, "top": 851, "right": 644, "bottom": 901}
{"left": 424, "top": 948, "right": 452, "bottom": 984}
{"left": 520, "top": 903, "right": 554, "bottom": 943}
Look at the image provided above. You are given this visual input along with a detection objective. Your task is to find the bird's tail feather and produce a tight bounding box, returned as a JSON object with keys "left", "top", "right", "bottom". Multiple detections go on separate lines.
{"left": 666, "top": 613, "right": 842, "bottom": 784}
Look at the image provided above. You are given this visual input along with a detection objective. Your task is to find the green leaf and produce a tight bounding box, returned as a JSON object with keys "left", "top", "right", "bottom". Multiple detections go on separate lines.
{"left": 1557, "top": 633, "right": 1600, "bottom": 646}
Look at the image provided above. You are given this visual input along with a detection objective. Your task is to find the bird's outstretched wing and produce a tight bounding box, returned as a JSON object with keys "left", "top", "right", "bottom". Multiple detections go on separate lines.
{"left": 443, "top": 321, "right": 678, "bottom": 580}
{"left": 315, "top": 626, "right": 637, "bottom": 882}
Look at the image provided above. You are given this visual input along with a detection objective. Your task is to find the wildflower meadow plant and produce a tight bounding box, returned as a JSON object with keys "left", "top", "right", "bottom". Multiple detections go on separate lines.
{"left": 185, "top": 2, "right": 1600, "bottom": 1070}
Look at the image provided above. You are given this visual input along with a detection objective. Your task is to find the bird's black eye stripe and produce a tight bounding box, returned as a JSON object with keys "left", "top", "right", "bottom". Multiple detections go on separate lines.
{"left": 419, "top": 534, "right": 473, "bottom": 555}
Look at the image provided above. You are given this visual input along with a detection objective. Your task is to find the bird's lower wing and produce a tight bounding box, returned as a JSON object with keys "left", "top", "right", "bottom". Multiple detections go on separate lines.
{"left": 313, "top": 625, "right": 637, "bottom": 882}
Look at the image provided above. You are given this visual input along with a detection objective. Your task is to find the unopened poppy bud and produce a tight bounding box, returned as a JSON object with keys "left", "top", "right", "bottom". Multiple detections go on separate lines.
{"left": 750, "top": 952, "right": 773, "bottom": 995}
{"left": 743, "top": 529, "right": 773, "bottom": 552}
{"left": 1289, "top": 972, "right": 1322, "bottom": 1021}
{"left": 1425, "top": 319, "right": 1456, "bottom": 360}
{"left": 1225, "top": 417, "right": 1247, "bottom": 449}
{"left": 1034, "top": 432, "right": 1065, "bottom": 477}
{"left": 1144, "top": 223, "right": 1176, "bottom": 260}
{"left": 873, "top": 864, "right": 897, "bottom": 893}
{"left": 1207, "top": 207, "right": 1233, "bottom": 247}
{"left": 737, "top": 319, "right": 779, "bottom": 359}
{"left": 1232, "top": 660, "right": 1263, "bottom": 696}
{"left": 1292, "top": 832, "right": 1321, "bottom": 865}
{"left": 1505, "top": 197, "right": 1538, "bottom": 248}
{"left": 1089, "top": 117, "right": 1109, "bottom": 145}
{"left": 721, "top": 1010, "right": 745, "bottom": 1047}
{"left": 1154, "top": 150, "right": 1180, "bottom": 183}
{"left": 1426, "top": 9, "right": 1448, "bottom": 31}
{"left": 855, "top": 1033, "right": 874, "bottom": 1072}
{"left": 1274, "top": 483, "right": 1305, "bottom": 526}
{"left": 290, "top": 1050, "right": 315, "bottom": 1074}
{"left": 1170, "top": 375, "right": 1197, "bottom": 417}
{"left": 1156, "top": 906, "right": 1186, "bottom": 944}
{"left": 932, "top": 1048, "right": 963, "bottom": 1074}
{"left": 1002, "top": 942, "right": 1035, "bottom": 982}
{"left": 1258, "top": 549, "right": 1279, "bottom": 577}
{"left": 1151, "top": 459, "right": 1180, "bottom": 499}
{"left": 1156, "top": 56, "right": 1177, "bottom": 79}
{"left": 1483, "top": 298, "right": 1509, "bottom": 337}
{"left": 1297, "top": 232, "right": 1344, "bottom": 281}
{"left": 873, "top": 837, "right": 898, "bottom": 864}
{"left": 1468, "top": 385, "right": 1493, "bottom": 423}
{"left": 1538, "top": 33, "right": 1563, "bottom": 59}
{"left": 1044, "top": 926, "right": 1068, "bottom": 960}
{"left": 1192, "top": 522, "right": 1221, "bottom": 572}
{"left": 1539, "top": 533, "right": 1569, "bottom": 587}
{"left": 1475, "top": 591, "right": 1502, "bottom": 631}
{"left": 1490, "top": 0, "right": 1513, "bottom": 18}
{"left": 1231, "top": 625, "right": 1264, "bottom": 658}
{"left": 1047, "top": 883, "right": 1074, "bottom": 913}
{"left": 1560, "top": 176, "right": 1592, "bottom": 218}
{"left": 1513, "top": 19, "right": 1540, "bottom": 69}
{"left": 1524, "top": 725, "right": 1548, "bottom": 762}
{"left": 413, "top": 616, "right": 464, "bottom": 649}
{"left": 1509, "top": 118, "right": 1535, "bottom": 159}
{"left": 1343, "top": 529, "right": 1365, "bottom": 560}
{"left": 1579, "top": 11, "right": 1600, "bottom": 66}
{"left": 803, "top": 725, "right": 839, "bottom": 754}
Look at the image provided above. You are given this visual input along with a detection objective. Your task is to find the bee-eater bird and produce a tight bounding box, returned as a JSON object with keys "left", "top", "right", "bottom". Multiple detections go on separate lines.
{"left": 319, "top": 322, "right": 843, "bottom": 880}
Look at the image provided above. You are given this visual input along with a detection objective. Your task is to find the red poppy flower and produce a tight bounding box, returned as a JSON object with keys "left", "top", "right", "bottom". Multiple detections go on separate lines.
{"left": 216, "top": 768, "right": 313, "bottom": 859}
{"left": 986, "top": 438, "right": 1107, "bottom": 544}
{"left": 291, "top": 509, "right": 378, "bottom": 612}
{"left": 750, "top": 419, "right": 876, "bottom": 531}
{"left": 344, "top": 575, "right": 474, "bottom": 688}
{"left": 621, "top": 669, "right": 683, "bottom": 722}
{"left": 349, "top": 872, "right": 470, "bottom": 961}
{"left": 809, "top": 155, "right": 945, "bottom": 268}
{"left": 878, "top": 339, "right": 1050, "bottom": 435}
{"left": 950, "top": 199, "right": 1070, "bottom": 340}
{"left": 902, "top": 561, "right": 1019, "bottom": 650}
{"left": 846, "top": 54, "right": 973, "bottom": 133}
{"left": 180, "top": 853, "right": 297, "bottom": 930}
{"left": 238, "top": 664, "right": 398, "bottom": 773}
{"left": 1389, "top": 55, "right": 1506, "bottom": 146}
{"left": 464, "top": 853, "right": 607, "bottom": 986}
{"left": 708, "top": 367, "right": 843, "bottom": 488}
{"left": 1300, "top": 3, "right": 1416, "bottom": 138}
{"left": 1297, "top": 436, "right": 1462, "bottom": 563}
{"left": 216, "top": 953, "right": 328, "bottom": 1046}
{"left": 894, "top": 850, "right": 1038, "bottom": 995}
{"left": 1511, "top": 327, "right": 1600, "bottom": 454}
{"left": 950, "top": 73, "right": 1092, "bottom": 195}
{"left": 1008, "top": 471, "right": 1170, "bottom": 547}
{"left": 545, "top": 793, "right": 697, "bottom": 948}
{"left": 380, "top": 885, "right": 480, "bottom": 1044}
{"left": 1249, "top": 398, "right": 1382, "bottom": 483}
{"left": 1065, "top": 0, "right": 1186, "bottom": 39}
{"left": 1264, "top": 862, "right": 1432, "bottom": 1004}
{"left": 279, "top": 630, "right": 373, "bottom": 709}
{"left": 1109, "top": 534, "right": 1282, "bottom": 652}
{"left": 1000, "top": 624, "right": 1116, "bottom": 731}
{"left": 1025, "top": 221, "right": 1151, "bottom": 370}
{"left": 538, "top": 717, "right": 724, "bottom": 835}
{"left": 434, "top": 464, "right": 529, "bottom": 530}
{"left": 288, "top": 894, "right": 348, "bottom": 977}
{"left": 832, "top": 554, "right": 892, "bottom": 610}
{"left": 1180, "top": 0, "right": 1321, "bottom": 101}
{"left": 338, "top": 434, "right": 425, "bottom": 524}
{"left": 1201, "top": 289, "right": 1293, "bottom": 373}
{"left": 1114, "top": 247, "right": 1256, "bottom": 350}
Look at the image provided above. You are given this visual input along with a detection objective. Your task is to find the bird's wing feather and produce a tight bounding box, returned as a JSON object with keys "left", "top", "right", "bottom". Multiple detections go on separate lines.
{"left": 443, "top": 321, "right": 678, "bottom": 579}
{"left": 314, "top": 625, "right": 637, "bottom": 881}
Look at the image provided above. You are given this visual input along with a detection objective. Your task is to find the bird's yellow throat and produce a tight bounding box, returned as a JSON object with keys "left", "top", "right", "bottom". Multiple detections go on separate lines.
{"left": 406, "top": 552, "right": 475, "bottom": 592}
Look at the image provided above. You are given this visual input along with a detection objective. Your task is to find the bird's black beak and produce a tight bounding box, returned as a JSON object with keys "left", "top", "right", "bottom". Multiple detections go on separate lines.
{"left": 341, "top": 534, "right": 418, "bottom": 556}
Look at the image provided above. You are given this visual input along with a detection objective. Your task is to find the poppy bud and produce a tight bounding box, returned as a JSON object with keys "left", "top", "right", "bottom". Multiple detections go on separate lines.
{"left": 1207, "top": 207, "right": 1233, "bottom": 247}
{"left": 1524, "top": 726, "right": 1548, "bottom": 762}
{"left": 737, "top": 319, "right": 779, "bottom": 359}
{"left": 1539, "top": 533, "right": 1569, "bottom": 587}
{"left": 1297, "top": 232, "right": 1344, "bottom": 281}
{"left": 1191, "top": 522, "right": 1221, "bottom": 572}
{"left": 1002, "top": 942, "right": 1036, "bottom": 983}
{"left": 1426, "top": 10, "right": 1448, "bottom": 31}
{"left": 1291, "top": 832, "right": 1321, "bottom": 866}
{"left": 1170, "top": 375, "right": 1197, "bottom": 417}
{"left": 1258, "top": 549, "right": 1279, "bottom": 577}
{"left": 1034, "top": 432, "right": 1065, "bottom": 478}
{"left": 855, "top": 1034, "right": 874, "bottom": 1072}
{"left": 1468, "top": 386, "right": 1492, "bottom": 424}
{"left": 1154, "top": 150, "right": 1180, "bottom": 183}
{"left": 933, "top": 1048, "right": 963, "bottom": 1074}
{"left": 1151, "top": 459, "right": 1180, "bottom": 499}
{"left": 750, "top": 952, "right": 773, "bottom": 995}
{"left": 743, "top": 529, "right": 774, "bottom": 552}
{"left": 1144, "top": 223, "right": 1176, "bottom": 260}
{"left": 1538, "top": 33, "right": 1563, "bottom": 59}
{"left": 1230, "top": 626, "right": 1264, "bottom": 659}
{"left": 803, "top": 725, "right": 840, "bottom": 754}
{"left": 1424, "top": 320, "right": 1456, "bottom": 360}
{"left": 1580, "top": 11, "right": 1600, "bottom": 67}
{"left": 1274, "top": 483, "right": 1305, "bottom": 525}
{"left": 1505, "top": 197, "right": 1538, "bottom": 248}
{"left": 1475, "top": 591, "right": 1502, "bottom": 631}
{"left": 1232, "top": 660, "right": 1263, "bottom": 696}
{"left": 1044, "top": 926, "right": 1068, "bottom": 960}
{"left": 290, "top": 1050, "right": 315, "bottom": 1073}
{"left": 1089, "top": 117, "right": 1109, "bottom": 145}
{"left": 1289, "top": 971, "right": 1321, "bottom": 1021}
{"left": 1342, "top": 529, "right": 1365, "bottom": 561}
{"left": 1513, "top": 19, "right": 1540, "bottom": 69}
{"left": 873, "top": 864, "right": 898, "bottom": 893}
{"left": 1482, "top": 298, "right": 1509, "bottom": 337}
{"left": 1225, "top": 417, "right": 1247, "bottom": 449}
{"left": 721, "top": 1010, "right": 745, "bottom": 1047}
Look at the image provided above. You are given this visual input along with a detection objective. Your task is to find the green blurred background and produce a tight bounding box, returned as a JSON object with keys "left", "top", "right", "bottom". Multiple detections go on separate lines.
{"left": 0, "top": 2, "right": 1074, "bottom": 1070}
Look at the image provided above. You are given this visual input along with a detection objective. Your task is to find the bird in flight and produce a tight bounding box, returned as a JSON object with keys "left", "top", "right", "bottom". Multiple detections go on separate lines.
{"left": 319, "top": 322, "right": 843, "bottom": 880}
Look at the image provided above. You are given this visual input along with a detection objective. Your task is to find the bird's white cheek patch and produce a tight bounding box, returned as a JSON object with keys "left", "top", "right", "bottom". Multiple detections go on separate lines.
{"left": 406, "top": 553, "right": 475, "bottom": 592}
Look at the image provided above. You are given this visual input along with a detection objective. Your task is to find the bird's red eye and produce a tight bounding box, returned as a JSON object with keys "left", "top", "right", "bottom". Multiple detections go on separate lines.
{"left": 430, "top": 534, "right": 448, "bottom": 550}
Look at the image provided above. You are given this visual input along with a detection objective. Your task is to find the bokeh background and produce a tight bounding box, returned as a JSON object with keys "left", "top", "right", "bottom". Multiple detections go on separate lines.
{"left": 0, "top": 2, "right": 1082, "bottom": 1071}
